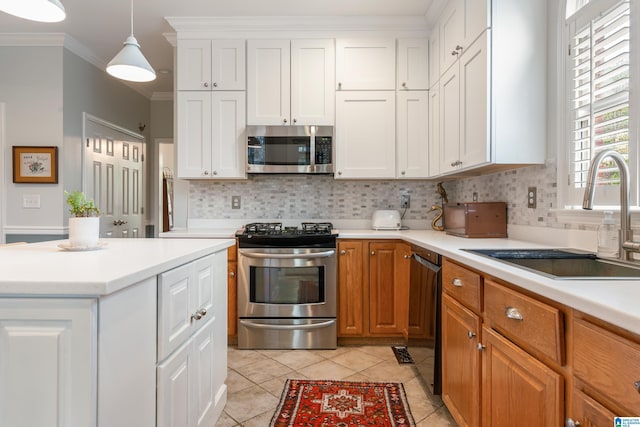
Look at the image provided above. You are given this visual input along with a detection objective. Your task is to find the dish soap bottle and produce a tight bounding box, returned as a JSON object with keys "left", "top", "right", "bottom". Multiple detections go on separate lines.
{"left": 597, "top": 211, "right": 619, "bottom": 258}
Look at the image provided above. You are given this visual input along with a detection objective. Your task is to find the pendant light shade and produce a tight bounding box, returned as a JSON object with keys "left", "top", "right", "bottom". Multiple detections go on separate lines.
{"left": 0, "top": 0, "right": 66, "bottom": 22}
{"left": 106, "top": 0, "right": 156, "bottom": 83}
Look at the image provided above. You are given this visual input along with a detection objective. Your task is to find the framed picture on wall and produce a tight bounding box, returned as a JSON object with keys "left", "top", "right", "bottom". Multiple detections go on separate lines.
{"left": 12, "top": 146, "right": 59, "bottom": 184}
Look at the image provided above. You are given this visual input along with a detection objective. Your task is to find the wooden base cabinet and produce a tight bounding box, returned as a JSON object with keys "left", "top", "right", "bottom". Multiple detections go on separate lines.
{"left": 337, "top": 240, "right": 410, "bottom": 338}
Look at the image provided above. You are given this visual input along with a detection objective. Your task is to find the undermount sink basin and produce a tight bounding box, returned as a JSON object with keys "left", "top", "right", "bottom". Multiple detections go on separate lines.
{"left": 463, "top": 249, "right": 640, "bottom": 280}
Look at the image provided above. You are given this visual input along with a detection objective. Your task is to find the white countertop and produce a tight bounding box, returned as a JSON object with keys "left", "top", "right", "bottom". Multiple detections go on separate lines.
{"left": 0, "top": 238, "right": 235, "bottom": 296}
{"left": 161, "top": 226, "right": 640, "bottom": 336}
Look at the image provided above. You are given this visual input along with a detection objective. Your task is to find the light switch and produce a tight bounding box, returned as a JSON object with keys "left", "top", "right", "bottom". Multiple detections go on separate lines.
{"left": 23, "top": 194, "right": 41, "bottom": 209}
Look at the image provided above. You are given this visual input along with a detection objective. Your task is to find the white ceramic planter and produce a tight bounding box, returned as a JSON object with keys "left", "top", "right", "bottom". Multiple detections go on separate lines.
{"left": 68, "top": 217, "right": 100, "bottom": 248}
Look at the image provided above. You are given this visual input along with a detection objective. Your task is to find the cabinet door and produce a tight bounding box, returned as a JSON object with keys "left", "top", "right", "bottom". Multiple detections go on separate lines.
{"left": 439, "top": 63, "right": 460, "bottom": 173}
{"left": 369, "top": 242, "right": 410, "bottom": 336}
{"left": 291, "top": 39, "right": 335, "bottom": 126}
{"left": 177, "top": 40, "right": 212, "bottom": 91}
{"left": 0, "top": 298, "right": 96, "bottom": 427}
{"left": 177, "top": 91, "right": 212, "bottom": 178}
{"left": 459, "top": 31, "right": 489, "bottom": 170}
{"left": 397, "top": 91, "right": 429, "bottom": 178}
{"left": 482, "top": 327, "right": 563, "bottom": 427}
{"left": 247, "top": 39, "right": 290, "bottom": 125}
{"left": 429, "top": 33, "right": 440, "bottom": 89}
{"left": 210, "top": 91, "right": 246, "bottom": 178}
{"left": 191, "top": 254, "right": 215, "bottom": 321}
{"left": 157, "top": 340, "right": 192, "bottom": 427}
{"left": 397, "top": 38, "right": 429, "bottom": 91}
{"left": 227, "top": 246, "right": 237, "bottom": 337}
{"left": 335, "top": 38, "right": 395, "bottom": 90}
{"left": 337, "top": 240, "right": 365, "bottom": 336}
{"left": 464, "top": 0, "right": 490, "bottom": 48}
{"left": 442, "top": 293, "right": 481, "bottom": 427}
{"left": 439, "top": 0, "right": 464, "bottom": 74}
{"left": 211, "top": 39, "right": 245, "bottom": 90}
{"left": 569, "top": 389, "right": 616, "bottom": 427}
{"left": 428, "top": 85, "right": 441, "bottom": 177}
{"left": 158, "top": 260, "right": 196, "bottom": 359}
{"left": 191, "top": 319, "right": 216, "bottom": 427}
{"left": 335, "top": 91, "right": 396, "bottom": 179}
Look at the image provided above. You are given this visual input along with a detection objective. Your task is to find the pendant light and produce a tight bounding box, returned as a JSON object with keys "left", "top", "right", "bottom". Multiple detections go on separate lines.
{"left": 0, "top": 0, "right": 66, "bottom": 22}
{"left": 106, "top": 0, "right": 156, "bottom": 83}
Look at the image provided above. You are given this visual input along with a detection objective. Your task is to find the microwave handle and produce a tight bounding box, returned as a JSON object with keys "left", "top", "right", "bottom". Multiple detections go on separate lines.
{"left": 241, "top": 250, "right": 335, "bottom": 260}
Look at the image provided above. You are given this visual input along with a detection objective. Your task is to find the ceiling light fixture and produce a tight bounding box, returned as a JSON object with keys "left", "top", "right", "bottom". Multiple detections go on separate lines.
{"left": 106, "top": 0, "right": 156, "bottom": 83}
{"left": 0, "top": 0, "right": 66, "bottom": 23}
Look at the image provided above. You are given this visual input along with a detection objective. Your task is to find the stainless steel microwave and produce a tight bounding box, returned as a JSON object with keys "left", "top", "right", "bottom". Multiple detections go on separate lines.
{"left": 246, "top": 125, "right": 333, "bottom": 174}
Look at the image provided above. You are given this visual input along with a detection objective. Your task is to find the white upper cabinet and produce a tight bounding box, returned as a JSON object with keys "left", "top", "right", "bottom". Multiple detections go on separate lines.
{"left": 335, "top": 38, "right": 396, "bottom": 90}
{"left": 439, "top": 0, "right": 489, "bottom": 75}
{"left": 177, "top": 39, "right": 246, "bottom": 91}
{"left": 428, "top": 32, "right": 440, "bottom": 89}
{"left": 397, "top": 38, "right": 429, "bottom": 91}
{"left": 335, "top": 91, "right": 396, "bottom": 179}
{"left": 428, "top": 86, "right": 440, "bottom": 176}
{"left": 397, "top": 91, "right": 429, "bottom": 178}
{"left": 247, "top": 39, "right": 334, "bottom": 126}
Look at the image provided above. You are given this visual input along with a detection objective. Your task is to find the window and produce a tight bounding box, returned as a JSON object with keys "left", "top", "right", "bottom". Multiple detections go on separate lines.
{"left": 564, "top": 0, "right": 638, "bottom": 208}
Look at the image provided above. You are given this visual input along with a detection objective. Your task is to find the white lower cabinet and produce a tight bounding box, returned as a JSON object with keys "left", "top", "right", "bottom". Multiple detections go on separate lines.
{"left": 335, "top": 91, "right": 396, "bottom": 179}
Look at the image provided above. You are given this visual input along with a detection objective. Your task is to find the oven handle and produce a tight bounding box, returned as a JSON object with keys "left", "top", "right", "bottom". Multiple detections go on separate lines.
{"left": 239, "top": 319, "right": 336, "bottom": 330}
{"left": 240, "top": 250, "right": 335, "bottom": 259}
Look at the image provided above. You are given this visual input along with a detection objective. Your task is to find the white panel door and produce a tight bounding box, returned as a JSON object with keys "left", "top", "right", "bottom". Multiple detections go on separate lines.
{"left": 335, "top": 91, "right": 396, "bottom": 179}
{"left": 0, "top": 298, "right": 96, "bottom": 427}
{"left": 439, "top": 0, "right": 464, "bottom": 74}
{"left": 397, "top": 38, "right": 429, "bottom": 91}
{"left": 291, "top": 39, "right": 335, "bottom": 125}
{"left": 335, "top": 38, "right": 396, "bottom": 90}
{"left": 397, "top": 91, "right": 429, "bottom": 178}
{"left": 157, "top": 341, "right": 192, "bottom": 427}
{"left": 211, "top": 40, "right": 246, "bottom": 90}
{"left": 84, "top": 116, "right": 144, "bottom": 238}
{"left": 158, "top": 261, "right": 194, "bottom": 360}
{"left": 439, "top": 63, "right": 461, "bottom": 173}
{"left": 211, "top": 251, "right": 228, "bottom": 413}
{"left": 247, "top": 40, "right": 290, "bottom": 125}
{"left": 428, "top": 86, "right": 441, "bottom": 177}
{"left": 210, "top": 91, "right": 246, "bottom": 178}
{"left": 459, "top": 32, "right": 490, "bottom": 169}
{"left": 429, "top": 33, "right": 440, "bottom": 89}
{"left": 191, "top": 254, "right": 215, "bottom": 321}
{"left": 177, "top": 40, "right": 212, "bottom": 91}
{"left": 191, "top": 319, "right": 215, "bottom": 427}
{"left": 177, "top": 92, "right": 212, "bottom": 178}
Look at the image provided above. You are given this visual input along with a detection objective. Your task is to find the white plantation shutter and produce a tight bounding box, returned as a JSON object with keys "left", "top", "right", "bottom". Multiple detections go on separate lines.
{"left": 567, "top": 0, "right": 634, "bottom": 206}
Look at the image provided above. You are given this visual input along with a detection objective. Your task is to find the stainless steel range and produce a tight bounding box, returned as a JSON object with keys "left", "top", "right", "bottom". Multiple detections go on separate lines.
{"left": 236, "top": 222, "right": 337, "bottom": 349}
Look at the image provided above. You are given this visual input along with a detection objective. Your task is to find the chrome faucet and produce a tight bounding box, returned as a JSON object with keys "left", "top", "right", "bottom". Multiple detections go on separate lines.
{"left": 582, "top": 150, "right": 638, "bottom": 261}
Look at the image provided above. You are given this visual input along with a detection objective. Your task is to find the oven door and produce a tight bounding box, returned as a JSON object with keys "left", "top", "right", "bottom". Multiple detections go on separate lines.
{"left": 237, "top": 247, "right": 336, "bottom": 318}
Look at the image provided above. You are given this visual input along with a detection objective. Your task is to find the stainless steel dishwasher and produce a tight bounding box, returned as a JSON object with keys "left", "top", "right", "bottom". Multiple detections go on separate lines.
{"left": 408, "top": 247, "right": 442, "bottom": 395}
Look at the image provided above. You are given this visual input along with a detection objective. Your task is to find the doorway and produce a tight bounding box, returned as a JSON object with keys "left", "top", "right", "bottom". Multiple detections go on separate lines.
{"left": 83, "top": 114, "right": 145, "bottom": 238}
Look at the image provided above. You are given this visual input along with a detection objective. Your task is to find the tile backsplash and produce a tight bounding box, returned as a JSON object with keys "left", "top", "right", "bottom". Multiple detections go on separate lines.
{"left": 188, "top": 159, "right": 568, "bottom": 229}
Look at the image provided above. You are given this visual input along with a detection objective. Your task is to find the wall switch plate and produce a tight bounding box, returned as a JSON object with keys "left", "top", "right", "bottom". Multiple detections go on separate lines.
{"left": 527, "top": 187, "right": 537, "bottom": 209}
{"left": 400, "top": 194, "right": 410, "bottom": 209}
{"left": 23, "top": 194, "right": 41, "bottom": 209}
{"left": 473, "top": 192, "right": 478, "bottom": 202}
{"left": 232, "top": 195, "right": 241, "bottom": 209}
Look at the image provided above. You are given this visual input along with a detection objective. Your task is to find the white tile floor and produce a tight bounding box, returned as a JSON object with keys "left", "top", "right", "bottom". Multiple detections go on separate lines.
{"left": 215, "top": 345, "right": 457, "bottom": 426}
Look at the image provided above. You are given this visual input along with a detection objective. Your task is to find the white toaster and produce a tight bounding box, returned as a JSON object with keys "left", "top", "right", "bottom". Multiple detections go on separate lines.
{"left": 371, "top": 210, "right": 402, "bottom": 230}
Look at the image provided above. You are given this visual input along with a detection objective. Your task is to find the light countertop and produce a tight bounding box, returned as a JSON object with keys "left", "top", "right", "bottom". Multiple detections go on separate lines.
{"left": 161, "top": 226, "right": 640, "bottom": 336}
{"left": 0, "top": 238, "right": 235, "bottom": 296}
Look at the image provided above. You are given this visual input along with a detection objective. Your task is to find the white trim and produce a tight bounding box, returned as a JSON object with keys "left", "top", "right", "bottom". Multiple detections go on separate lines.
{"left": 4, "top": 225, "right": 68, "bottom": 235}
{"left": 0, "top": 103, "right": 5, "bottom": 244}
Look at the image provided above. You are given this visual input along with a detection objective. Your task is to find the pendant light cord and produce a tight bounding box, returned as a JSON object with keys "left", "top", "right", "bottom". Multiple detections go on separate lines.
{"left": 130, "top": 0, "right": 134, "bottom": 37}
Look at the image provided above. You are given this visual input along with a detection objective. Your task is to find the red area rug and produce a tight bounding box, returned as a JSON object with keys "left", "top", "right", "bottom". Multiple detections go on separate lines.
{"left": 270, "top": 379, "right": 416, "bottom": 427}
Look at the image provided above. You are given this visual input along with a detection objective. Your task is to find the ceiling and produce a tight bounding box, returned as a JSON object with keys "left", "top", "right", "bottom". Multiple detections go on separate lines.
{"left": 0, "top": 0, "right": 436, "bottom": 98}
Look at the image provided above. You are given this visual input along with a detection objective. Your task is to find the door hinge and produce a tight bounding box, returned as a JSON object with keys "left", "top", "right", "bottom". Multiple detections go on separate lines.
{"left": 141, "top": 153, "right": 145, "bottom": 162}
{"left": 141, "top": 207, "right": 144, "bottom": 214}
{"left": 568, "top": 44, "right": 571, "bottom": 56}
{"left": 86, "top": 138, "right": 90, "bottom": 148}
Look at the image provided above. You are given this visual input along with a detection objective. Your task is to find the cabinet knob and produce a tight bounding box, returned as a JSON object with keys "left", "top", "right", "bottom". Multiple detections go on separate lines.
{"left": 213, "top": 82, "right": 218, "bottom": 87}
{"left": 402, "top": 82, "right": 407, "bottom": 88}
{"left": 468, "top": 331, "right": 476, "bottom": 339}
{"left": 477, "top": 343, "right": 486, "bottom": 351}
{"left": 212, "top": 170, "right": 218, "bottom": 175}
{"left": 293, "top": 118, "right": 297, "bottom": 124}
{"left": 404, "top": 254, "right": 410, "bottom": 259}
{"left": 283, "top": 118, "right": 288, "bottom": 124}
{"left": 451, "top": 278, "right": 463, "bottom": 287}
{"left": 229, "top": 271, "right": 235, "bottom": 277}
{"left": 456, "top": 45, "right": 463, "bottom": 51}
{"left": 505, "top": 306, "right": 524, "bottom": 321}
{"left": 401, "top": 170, "right": 406, "bottom": 175}
{"left": 203, "top": 170, "right": 209, "bottom": 175}
{"left": 198, "top": 308, "right": 207, "bottom": 317}
{"left": 203, "top": 82, "right": 209, "bottom": 88}
{"left": 371, "top": 251, "right": 375, "bottom": 256}
{"left": 451, "top": 50, "right": 459, "bottom": 56}
{"left": 338, "top": 82, "right": 342, "bottom": 90}
{"left": 565, "top": 418, "right": 581, "bottom": 427}
{"left": 340, "top": 250, "right": 346, "bottom": 255}
{"left": 191, "top": 312, "right": 203, "bottom": 321}
{"left": 338, "top": 171, "right": 342, "bottom": 176}
{"left": 635, "top": 380, "right": 640, "bottom": 393}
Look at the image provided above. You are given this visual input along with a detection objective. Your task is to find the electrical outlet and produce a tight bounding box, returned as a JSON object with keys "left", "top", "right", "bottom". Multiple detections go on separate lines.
{"left": 232, "top": 195, "right": 241, "bottom": 209}
{"left": 472, "top": 192, "right": 478, "bottom": 202}
{"left": 400, "top": 194, "right": 410, "bottom": 209}
{"left": 527, "top": 187, "right": 537, "bottom": 209}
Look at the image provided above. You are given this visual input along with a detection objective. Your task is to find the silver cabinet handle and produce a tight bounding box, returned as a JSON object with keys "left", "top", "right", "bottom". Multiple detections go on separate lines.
{"left": 402, "top": 82, "right": 407, "bottom": 88}
{"left": 468, "top": 331, "right": 476, "bottom": 339}
{"left": 451, "top": 50, "right": 459, "bottom": 56}
{"left": 404, "top": 254, "right": 410, "bottom": 259}
{"left": 198, "top": 308, "right": 207, "bottom": 317}
{"left": 229, "top": 271, "right": 235, "bottom": 277}
{"left": 455, "top": 45, "right": 463, "bottom": 51}
{"left": 452, "top": 278, "right": 463, "bottom": 287}
{"left": 340, "top": 250, "right": 346, "bottom": 255}
{"left": 401, "top": 170, "right": 406, "bottom": 175}
{"left": 505, "top": 306, "right": 524, "bottom": 321}
{"left": 293, "top": 118, "right": 297, "bottom": 124}
{"left": 565, "top": 418, "right": 581, "bottom": 427}
{"left": 212, "top": 170, "right": 218, "bottom": 175}
{"left": 635, "top": 380, "right": 640, "bottom": 393}
{"left": 213, "top": 82, "right": 217, "bottom": 87}
{"left": 203, "top": 170, "right": 209, "bottom": 175}
{"left": 477, "top": 343, "right": 486, "bottom": 351}
{"left": 203, "top": 82, "right": 209, "bottom": 88}
{"left": 371, "top": 251, "right": 375, "bottom": 256}
{"left": 283, "top": 118, "right": 288, "bottom": 124}
{"left": 338, "top": 82, "right": 342, "bottom": 89}
{"left": 191, "top": 312, "right": 203, "bottom": 321}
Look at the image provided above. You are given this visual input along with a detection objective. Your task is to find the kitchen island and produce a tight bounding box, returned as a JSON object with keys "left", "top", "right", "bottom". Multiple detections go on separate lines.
{"left": 0, "top": 238, "right": 235, "bottom": 427}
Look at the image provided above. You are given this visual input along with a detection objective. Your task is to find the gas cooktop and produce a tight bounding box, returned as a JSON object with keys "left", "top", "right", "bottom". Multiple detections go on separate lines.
{"left": 236, "top": 222, "right": 337, "bottom": 248}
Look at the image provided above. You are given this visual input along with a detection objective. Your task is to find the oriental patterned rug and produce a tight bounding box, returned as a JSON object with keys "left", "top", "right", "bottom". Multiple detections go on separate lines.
{"left": 269, "top": 379, "right": 416, "bottom": 427}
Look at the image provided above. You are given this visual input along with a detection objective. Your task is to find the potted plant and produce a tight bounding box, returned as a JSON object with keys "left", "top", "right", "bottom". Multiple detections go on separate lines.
{"left": 65, "top": 190, "right": 100, "bottom": 247}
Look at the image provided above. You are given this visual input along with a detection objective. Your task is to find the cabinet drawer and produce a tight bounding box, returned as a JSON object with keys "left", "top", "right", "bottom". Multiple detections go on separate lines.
{"left": 574, "top": 318, "right": 640, "bottom": 414}
{"left": 442, "top": 258, "right": 482, "bottom": 312}
{"left": 484, "top": 280, "right": 564, "bottom": 364}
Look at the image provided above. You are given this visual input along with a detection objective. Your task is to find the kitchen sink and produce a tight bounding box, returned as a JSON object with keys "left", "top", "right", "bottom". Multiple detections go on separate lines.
{"left": 463, "top": 249, "right": 640, "bottom": 280}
